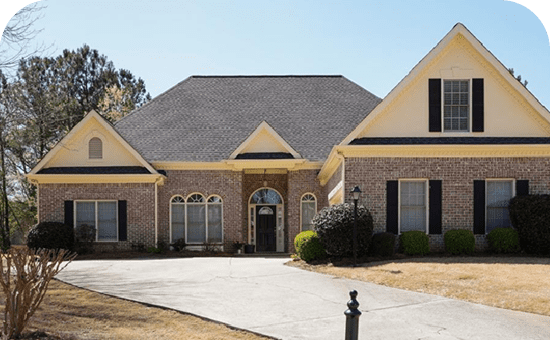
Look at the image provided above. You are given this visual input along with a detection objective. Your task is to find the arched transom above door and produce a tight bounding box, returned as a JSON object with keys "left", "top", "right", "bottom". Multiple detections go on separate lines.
{"left": 250, "top": 188, "right": 283, "bottom": 204}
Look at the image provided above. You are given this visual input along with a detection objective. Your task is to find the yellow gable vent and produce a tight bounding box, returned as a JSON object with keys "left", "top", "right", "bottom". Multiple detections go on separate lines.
{"left": 89, "top": 137, "right": 103, "bottom": 159}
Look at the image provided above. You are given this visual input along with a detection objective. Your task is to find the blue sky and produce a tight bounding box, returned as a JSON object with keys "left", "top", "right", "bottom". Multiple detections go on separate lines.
{"left": 1, "top": 0, "right": 550, "bottom": 106}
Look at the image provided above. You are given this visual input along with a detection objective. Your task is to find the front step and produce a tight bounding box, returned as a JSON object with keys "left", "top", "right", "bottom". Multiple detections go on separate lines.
{"left": 234, "top": 252, "right": 292, "bottom": 258}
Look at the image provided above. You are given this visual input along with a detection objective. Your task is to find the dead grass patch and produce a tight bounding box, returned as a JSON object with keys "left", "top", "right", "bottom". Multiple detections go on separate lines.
{"left": 287, "top": 256, "right": 550, "bottom": 316}
{"left": 2, "top": 279, "right": 270, "bottom": 340}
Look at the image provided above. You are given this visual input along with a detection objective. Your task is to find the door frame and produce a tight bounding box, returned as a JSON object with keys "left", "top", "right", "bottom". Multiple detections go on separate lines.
{"left": 248, "top": 187, "right": 284, "bottom": 252}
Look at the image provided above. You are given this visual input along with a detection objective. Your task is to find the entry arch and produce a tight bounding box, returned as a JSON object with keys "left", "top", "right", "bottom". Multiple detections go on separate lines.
{"left": 248, "top": 187, "right": 284, "bottom": 252}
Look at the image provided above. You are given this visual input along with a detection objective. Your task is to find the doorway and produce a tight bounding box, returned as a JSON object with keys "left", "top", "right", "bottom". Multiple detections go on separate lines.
{"left": 256, "top": 206, "right": 276, "bottom": 251}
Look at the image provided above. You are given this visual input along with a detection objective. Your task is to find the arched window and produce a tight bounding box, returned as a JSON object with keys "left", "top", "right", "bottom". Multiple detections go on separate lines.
{"left": 250, "top": 189, "right": 282, "bottom": 204}
{"left": 207, "top": 196, "right": 223, "bottom": 243}
{"left": 89, "top": 137, "right": 103, "bottom": 159}
{"left": 301, "top": 193, "right": 317, "bottom": 231}
{"left": 170, "top": 196, "right": 185, "bottom": 242}
{"left": 186, "top": 194, "right": 206, "bottom": 243}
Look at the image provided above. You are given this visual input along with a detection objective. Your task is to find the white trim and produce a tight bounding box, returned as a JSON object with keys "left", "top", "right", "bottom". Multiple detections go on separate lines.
{"left": 74, "top": 200, "right": 118, "bottom": 242}
{"left": 397, "top": 179, "right": 429, "bottom": 234}
{"left": 328, "top": 180, "right": 343, "bottom": 202}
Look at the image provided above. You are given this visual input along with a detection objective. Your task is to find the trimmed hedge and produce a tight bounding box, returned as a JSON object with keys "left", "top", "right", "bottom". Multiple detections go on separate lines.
{"left": 294, "top": 231, "right": 326, "bottom": 262}
{"left": 399, "top": 231, "right": 429, "bottom": 255}
{"left": 509, "top": 195, "right": 550, "bottom": 255}
{"left": 27, "top": 222, "right": 75, "bottom": 251}
{"left": 313, "top": 203, "right": 373, "bottom": 258}
{"left": 369, "top": 232, "right": 396, "bottom": 257}
{"left": 487, "top": 227, "right": 520, "bottom": 254}
{"left": 444, "top": 229, "right": 475, "bottom": 255}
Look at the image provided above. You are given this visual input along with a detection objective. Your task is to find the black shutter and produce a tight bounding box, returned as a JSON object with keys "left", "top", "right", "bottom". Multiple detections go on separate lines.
{"left": 118, "top": 200, "right": 127, "bottom": 241}
{"left": 473, "top": 180, "right": 486, "bottom": 234}
{"left": 429, "top": 180, "right": 442, "bottom": 234}
{"left": 429, "top": 79, "right": 442, "bottom": 132}
{"left": 64, "top": 201, "right": 74, "bottom": 227}
{"left": 516, "top": 180, "right": 529, "bottom": 196}
{"left": 386, "top": 181, "right": 398, "bottom": 234}
{"left": 472, "top": 78, "right": 484, "bottom": 132}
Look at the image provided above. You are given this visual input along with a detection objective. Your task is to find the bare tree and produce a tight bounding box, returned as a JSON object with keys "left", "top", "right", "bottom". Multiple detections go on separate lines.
{"left": 0, "top": 3, "right": 49, "bottom": 72}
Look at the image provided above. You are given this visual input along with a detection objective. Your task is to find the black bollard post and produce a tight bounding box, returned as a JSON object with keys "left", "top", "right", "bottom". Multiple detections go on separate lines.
{"left": 344, "top": 290, "right": 361, "bottom": 340}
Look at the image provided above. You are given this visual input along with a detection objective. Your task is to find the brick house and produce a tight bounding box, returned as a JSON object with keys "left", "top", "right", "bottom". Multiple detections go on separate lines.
{"left": 27, "top": 23, "right": 550, "bottom": 252}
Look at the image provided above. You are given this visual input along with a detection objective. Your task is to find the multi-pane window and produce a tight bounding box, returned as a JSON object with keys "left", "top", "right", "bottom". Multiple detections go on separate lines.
{"left": 75, "top": 201, "right": 117, "bottom": 242}
{"left": 486, "top": 180, "right": 513, "bottom": 233}
{"left": 400, "top": 181, "right": 427, "bottom": 233}
{"left": 301, "top": 194, "right": 317, "bottom": 231}
{"left": 170, "top": 194, "right": 223, "bottom": 244}
{"left": 443, "top": 80, "right": 469, "bottom": 132}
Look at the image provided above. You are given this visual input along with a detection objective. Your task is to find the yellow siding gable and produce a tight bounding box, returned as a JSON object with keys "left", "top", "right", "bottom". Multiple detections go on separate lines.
{"left": 42, "top": 114, "right": 144, "bottom": 169}
{"left": 239, "top": 128, "right": 293, "bottom": 154}
{"left": 339, "top": 24, "right": 550, "bottom": 144}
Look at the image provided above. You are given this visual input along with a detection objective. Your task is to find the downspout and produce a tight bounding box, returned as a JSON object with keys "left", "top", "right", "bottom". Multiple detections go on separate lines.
{"left": 336, "top": 150, "right": 345, "bottom": 203}
{"left": 154, "top": 179, "right": 159, "bottom": 247}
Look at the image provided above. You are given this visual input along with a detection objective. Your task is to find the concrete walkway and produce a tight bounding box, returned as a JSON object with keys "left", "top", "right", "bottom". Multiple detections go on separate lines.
{"left": 56, "top": 258, "right": 550, "bottom": 340}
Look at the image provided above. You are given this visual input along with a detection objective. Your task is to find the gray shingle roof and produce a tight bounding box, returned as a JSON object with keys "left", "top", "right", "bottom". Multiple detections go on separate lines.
{"left": 114, "top": 76, "right": 381, "bottom": 162}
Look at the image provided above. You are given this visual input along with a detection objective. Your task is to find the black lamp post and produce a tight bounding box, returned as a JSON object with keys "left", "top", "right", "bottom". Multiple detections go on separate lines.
{"left": 350, "top": 186, "right": 361, "bottom": 267}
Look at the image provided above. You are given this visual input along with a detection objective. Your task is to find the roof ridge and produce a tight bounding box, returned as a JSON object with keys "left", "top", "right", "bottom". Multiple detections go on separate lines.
{"left": 191, "top": 75, "right": 343, "bottom": 78}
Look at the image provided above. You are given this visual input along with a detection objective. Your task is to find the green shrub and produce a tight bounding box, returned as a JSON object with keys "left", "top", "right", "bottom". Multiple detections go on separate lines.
{"left": 444, "top": 229, "right": 475, "bottom": 255}
{"left": 147, "top": 246, "right": 162, "bottom": 254}
{"left": 294, "top": 231, "right": 326, "bottom": 262}
{"left": 27, "top": 222, "right": 75, "bottom": 251}
{"left": 399, "top": 231, "right": 429, "bottom": 255}
{"left": 487, "top": 227, "right": 520, "bottom": 254}
{"left": 313, "top": 203, "right": 373, "bottom": 257}
{"left": 74, "top": 224, "right": 96, "bottom": 254}
{"left": 369, "top": 232, "right": 396, "bottom": 257}
{"left": 509, "top": 195, "right": 550, "bottom": 255}
{"left": 170, "top": 238, "right": 187, "bottom": 251}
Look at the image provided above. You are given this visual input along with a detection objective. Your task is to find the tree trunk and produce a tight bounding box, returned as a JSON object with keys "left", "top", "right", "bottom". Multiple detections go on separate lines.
{"left": 0, "top": 138, "right": 11, "bottom": 250}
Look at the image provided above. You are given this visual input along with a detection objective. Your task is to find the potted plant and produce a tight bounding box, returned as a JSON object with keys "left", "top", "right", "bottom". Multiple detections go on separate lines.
{"left": 244, "top": 244, "right": 255, "bottom": 254}
{"left": 233, "top": 241, "right": 245, "bottom": 254}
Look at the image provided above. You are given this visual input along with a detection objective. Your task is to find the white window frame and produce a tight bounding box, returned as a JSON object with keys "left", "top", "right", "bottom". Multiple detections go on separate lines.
{"left": 169, "top": 195, "right": 185, "bottom": 244}
{"left": 300, "top": 193, "right": 317, "bottom": 232}
{"left": 171, "top": 193, "right": 224, "bottom": 245}
{"left": 206, "top": 195, "right": 224, "bottom": 244}
{"left": 74, "top": 200, "right": 118, "bottom": 242}
{"left": 485, "top": 179, "right": 515, "bottom": 234}
{"left": 442, "top": 79, "right": 471, "bottom": 133}
{"left": 398, "top": 179, "right": 429, "bottom": 234}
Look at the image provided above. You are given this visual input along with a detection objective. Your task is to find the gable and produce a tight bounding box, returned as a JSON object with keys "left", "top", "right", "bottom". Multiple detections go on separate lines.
{"left": 30, "top": 111, "right": 157, "bottom": 174}
{"left": 230, "top": 121, "right": 301, "bottom": 159}
{"left": 343, "top": 24, "right": 550, "bottom": 143}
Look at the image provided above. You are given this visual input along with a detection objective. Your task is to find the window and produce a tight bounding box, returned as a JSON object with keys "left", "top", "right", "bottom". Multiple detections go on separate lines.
{"left": 443, "top": 80, "right": 469, "bottom": 132}
{"left": 486, "top": 180, "right": 513, "bottom": 233}
{"left": 89, "top": 137, "right": 103, "bottom": 159}
{"left": 170, "top": 196, "right": 185, "bottom": 242}
{"left": 301, "top": 194, "right": 316, "bottom": 231}
{"left": 171, "top": 194, "right": 223, "bottom": 244}
{"left": 75, "top": 201, "right": 117, "bottom": 242}
{"left": 399, "top": 181, "right": 427, "bottom": 233}
{"left": 250, "top": 189, "right": 282, "bottom": 204}
{"left": 186, "top": 194, "right": 206, "bottom": 243}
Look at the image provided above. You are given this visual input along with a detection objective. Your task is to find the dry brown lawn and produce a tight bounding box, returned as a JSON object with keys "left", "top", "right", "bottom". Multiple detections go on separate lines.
{"left": 5, "top": 279, "right": 271, "bottom": 340}
{"left": 288, "top": 256, "right": 550, "bottom": 316}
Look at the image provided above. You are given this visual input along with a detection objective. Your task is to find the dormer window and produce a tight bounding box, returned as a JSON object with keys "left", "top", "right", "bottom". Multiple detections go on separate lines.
{"left": 443, "top": 80, "right": 469, "bottom": 132}
{"left": 89, "top": 137, "right": 103, "bottom": 159}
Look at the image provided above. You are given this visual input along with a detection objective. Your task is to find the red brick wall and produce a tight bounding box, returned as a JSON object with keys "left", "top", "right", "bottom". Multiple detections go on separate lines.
{"left": 157, "top": 170, "right": 243, "bottom": 250}
{"left": 287, "top": 170, "right": 327, "bottom": 253}
{"left": 38, "top": 183, "right": 155, "bottom": 251}
{"left": 344, "top": 157, "right": 550, "bottom": 251}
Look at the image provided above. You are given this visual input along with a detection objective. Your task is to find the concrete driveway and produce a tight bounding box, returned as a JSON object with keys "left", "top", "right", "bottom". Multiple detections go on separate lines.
{"left": 56, "top": 257, "right": 550, "bottom": 340}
